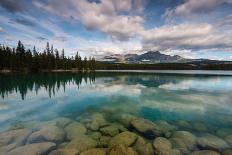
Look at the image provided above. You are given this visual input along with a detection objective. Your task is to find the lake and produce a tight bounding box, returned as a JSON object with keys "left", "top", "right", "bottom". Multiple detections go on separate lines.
{"left": 0, "top": 71, "right": 232, "bottom": 155}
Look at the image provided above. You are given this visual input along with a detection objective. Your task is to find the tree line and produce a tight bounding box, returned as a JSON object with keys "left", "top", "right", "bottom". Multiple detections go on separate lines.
{"left": 0, "top": 40, "right": 96, "bottom": 72}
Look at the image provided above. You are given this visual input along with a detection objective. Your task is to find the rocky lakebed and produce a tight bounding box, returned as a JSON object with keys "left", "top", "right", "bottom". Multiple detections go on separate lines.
{"left": 0, "top": 111, "right": 232, "bottom": 155}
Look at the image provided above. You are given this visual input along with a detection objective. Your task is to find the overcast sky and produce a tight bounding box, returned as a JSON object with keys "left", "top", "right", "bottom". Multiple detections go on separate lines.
{"left": 0, "top": 0, "right": 232, "bottom": 60}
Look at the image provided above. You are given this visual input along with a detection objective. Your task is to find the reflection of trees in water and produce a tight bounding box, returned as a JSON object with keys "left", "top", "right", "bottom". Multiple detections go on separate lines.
{"left": 0, "top": 72, "right": 222, "bottom": 100}
{"left": 0, "top": 73, "right": 96, "bottom": 100}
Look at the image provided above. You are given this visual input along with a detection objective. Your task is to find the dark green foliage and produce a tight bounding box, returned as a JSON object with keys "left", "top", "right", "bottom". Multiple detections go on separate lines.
{"left": 95, "top": 62, "right": 232, "bottom": 70}
{"left": 0, "top": 41, "right": 96, "bottom": 72}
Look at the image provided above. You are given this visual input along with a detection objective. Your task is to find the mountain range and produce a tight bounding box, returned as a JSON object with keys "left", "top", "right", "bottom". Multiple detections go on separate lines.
{"left": 99, "top": 51, "right": 189, "bottom": 63}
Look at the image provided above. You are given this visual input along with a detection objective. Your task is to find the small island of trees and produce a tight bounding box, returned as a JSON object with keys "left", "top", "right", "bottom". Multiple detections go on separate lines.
{"left": 0, "top": 40, "right": 96, "bottom": 72}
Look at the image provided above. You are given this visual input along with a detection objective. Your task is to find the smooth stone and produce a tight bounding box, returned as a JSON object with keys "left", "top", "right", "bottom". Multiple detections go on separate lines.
{"left": 0, "top": 129, "right": 32, "bottom": 153}
{"left": 27, "top": 125, "right": 65, "bottom": 143}
{"left": 89, "top": 113, "right": 108, "bottom": 131}
{"left": 156, "top": 121, "right": 176, "bottom": 133}
{"left": 131, "top": 119, "right": 161, "bottom": 136}
{"left": 176, "top": 120, "right": 191, "bottom": 129}
{"left": 65, "top": 122, "right": 87, "bottom": 140}
{"left": 89, "top": 132, "right": 102, "bottom": 140}
{"left": 0, "top": 129, "right": 32, "bottom": 147}
{"left": 197, "top": 134, "right": 229, "bottom": 151}
{"left": 65, "top": 135, "right": 97, "bottom": 152}
{"left": 216, "top": 128, "right": 232, "bottom": 138}
{"left": 153, "top": 137, "right": 172, "bottom": 152}
{"left": 222, "top": 149, "right": 232, "bottom": 155}
{"left": 109, "top": 145, "right": 138, "bottom": 155}
{"left": 112, "top": 123, "right": 128, "bottom": 132}
{"left": 6, "top": 142, "right": 56, "bottom": 155}
{"left": 100, "top": 125, "right": 119, "bottom": 137}
{"left": 153, "top": 137, "right": 180, "bottom": 155}
{"left": 190, "top": 150, "right": 221, "bottom": 155}
{"left": 55, "top": 117, "right": 72, "bottom": 128}
{"left": 134, "top": 137, "right": 153, "bottom": 155}
{"left": 109, "top": 131, "right": 138, "bottom": 148}
{"left": 99, "top": 136, "right": 112, "bottom": 147}
{"left": 192, "top": 122, "right": 208, "bottom": 132}
{"left": 8, "top": 123, "right": 25, "bottom": 130}
{"left": 80, "top": 148, "right": 107, "bottom": 155}
{"left": 49, "top": 149, "right": 80, "bottom": 155}
{"left": 119, "top": 114, "right": 137, "bottom": 128}
{"left": 170, "top": 138, "right": 190, "bottom": 154}
{"left": 172, "top": 131, "right": 196, "bottom": 150}
{"left": 225, "top": 135, "right": 232, "bottom": 146}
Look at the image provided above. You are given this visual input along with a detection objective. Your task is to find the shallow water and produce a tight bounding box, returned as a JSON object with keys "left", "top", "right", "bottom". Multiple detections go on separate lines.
{"left": 0, "top": 72, "right": 232, "bottom": 154}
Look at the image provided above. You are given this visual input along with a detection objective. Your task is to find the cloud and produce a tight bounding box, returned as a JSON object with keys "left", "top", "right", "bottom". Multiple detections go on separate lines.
{"left": 140, "top": 23, "right": 232, "bottom": 51}
{"left": 0, "top": 27, "right": 3, "bottom": 32}
{"left": 9, "top": 18, "right": 36, "bottom": 27}
{"left": 33, "top": 0, "right": 146, "bottom": 41}
{"left": 165, "top": 0, "right": 232, "bottom": 18}
{"left": 0, "top": 0, "right": 27, "bottom": 13}
{"left": 37, "top": 36, "right": 47, "bottom": 41}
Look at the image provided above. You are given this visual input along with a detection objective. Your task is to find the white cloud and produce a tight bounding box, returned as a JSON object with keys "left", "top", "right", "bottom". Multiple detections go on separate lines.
{"left": 164, "top": 0, "right": 232, "bottom": 20}
{"left": 140, "top": 23, "right": 232, "bottom": 51}
{"left": 0, "top": 27, "right": 3, "bottom": 32}
{"left": 175, "top": 0, "right": 221, "bottom": 16}
{"left": 34, "top": 0, "right": 146, "bottom": 41}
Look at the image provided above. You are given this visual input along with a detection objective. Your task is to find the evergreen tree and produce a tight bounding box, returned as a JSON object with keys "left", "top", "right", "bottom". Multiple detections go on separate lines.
{"left": 0, "top": 41, "right": 96, "bottom": 72}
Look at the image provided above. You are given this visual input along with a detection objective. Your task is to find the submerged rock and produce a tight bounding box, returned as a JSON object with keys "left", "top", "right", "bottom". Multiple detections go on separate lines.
{"left": 169, "top": 138, "right": 190, "bottom": 154}
{"left": 0, "top": 129, "right": 31, "bottom": 147}
{"left": 131, "top": 119, "right": 161, "bottom": 137}
{"left": 0, "top": 129, "right": 32, "bottom": 152}
{"left": 119, "top": 114, "right": 137, "bottom": 128}
{"left": 175, "top": 120, "right": 191, "bottom": 129}
{"left": 109, "top": 131, "right": 138, "bottom": 148}
{"left": 89, "top": 132, "right": 102, "bottom": 140}
{"left": 225, "top": 134, "right": 232, "bottom": 146}
{"left": 65, "top": 122, "right": 87, "bottom": 140}
{"left": 192, "top": 122, "right": 208, "bottom": 132}
{"left": 155, "top": 121, "right": 176, "bottom": 138}
{"left": 216, "top": 128, "right": 232, "bottom": 138}
{"left": 89, "top": 113, "right": 108, "bottom": 131}
{"left": 27, "top": 125, "right": 65, "bottom": 143}
{"left": 55, "top": 117, "right": 73, "bottom": 128}
{"left": 6, "top": 142, "right": 56, "bottom": 155}
{"left": 133, "top": 136, "right": 153, "bottom": 155}
{"left": 65, "top": 135, "right": 97, "bottom": 152}
{"left": 80, "top": 148, "right": 107, "bottom": 155}
{"left": 189, "top": 150, "right": 220, "bottom": 155}
{"left": 172, "top": 131, "right": 196, "bottom": 150}
{"left": 153, "top": 137, "right": 172, "bottom": 152}
{"left": 99, "top": 136, "right": 112, "bottom": 147}
{"left": 100, "top": 125, "right": 119, "bottom": 137}
{"left": 153, "top": 137, "right": 180, "bottom": 155}
{"left": 222, "top": 149, "right": 232, "bottom": 155}
{"left": 49, "top": 149, "right": 80, "bottom": 155}
{"left": 197, "top": 134, "right": 229, "bottom": 151}
{"left": 109, "top": 145, "right": 138, "bottom": 155}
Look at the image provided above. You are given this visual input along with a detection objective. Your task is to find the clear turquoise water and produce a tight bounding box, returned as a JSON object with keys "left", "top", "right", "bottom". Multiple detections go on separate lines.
{"left": 0, "top": 72, "right": 232, "bottom": 154}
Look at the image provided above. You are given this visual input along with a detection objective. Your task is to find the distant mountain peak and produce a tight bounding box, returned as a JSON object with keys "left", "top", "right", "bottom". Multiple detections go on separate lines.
{"left": 99, "top": 51, "right": 187, "bottom": 63}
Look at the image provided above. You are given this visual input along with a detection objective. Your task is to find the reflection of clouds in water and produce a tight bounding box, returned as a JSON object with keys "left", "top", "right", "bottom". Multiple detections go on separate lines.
{"left": 158, "top": 78, "right": 232, "bottom": 92}
{"left": 0, "top": 103, "right": 8, "bottom": 110}
{"left": 0, "top": 114, "right": 12, "bottom": 122}
{"left": 79, "top": 83, "right": 146, "bottom": 97}
{"left": 143, "top": 100, "right": 206, "bottom": 114}
{"left": 141, "top": 87, "right": 232, "bottom": 115}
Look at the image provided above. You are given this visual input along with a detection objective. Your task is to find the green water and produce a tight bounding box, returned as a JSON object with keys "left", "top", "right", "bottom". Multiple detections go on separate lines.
{"left": 0, "top": 72, "right": 232, "bottom": 154}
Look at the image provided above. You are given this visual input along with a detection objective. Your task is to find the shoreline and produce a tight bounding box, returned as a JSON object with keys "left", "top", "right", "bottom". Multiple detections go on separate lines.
{"left": 1, "top": 69, "right": 232, "bottom": 75}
